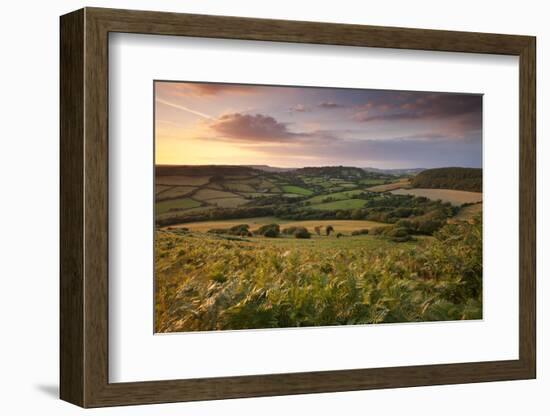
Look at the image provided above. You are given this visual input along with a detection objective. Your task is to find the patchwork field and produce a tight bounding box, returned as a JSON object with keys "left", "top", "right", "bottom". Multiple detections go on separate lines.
{"left": 156, "top": 185, "right": 196, "bottom": 200}
{"left": 222, "top": 182, "right": 256, "bottom": 192}
{"left": 155, "top": 185, "right": 173, "bottom": 195}
{"left": 390, "top": 188, "right": 482, "bottom": 206}
{"left": 156, "top": 197, "right": 202, "bottom": 215}
{"left": 366, "top": 178, "right": 411, "bottom": 192}
{"left": 208, "top": 197, "right": 248, "bottom": 208}
{"left": 156, "top": 175, "right": 211, "bottom": 186}
{"left": 193, "top": 188, "right": 237, "bottom": 200}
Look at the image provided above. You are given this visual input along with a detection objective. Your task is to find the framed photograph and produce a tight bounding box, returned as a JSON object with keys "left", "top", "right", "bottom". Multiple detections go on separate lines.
{"left": 60, "top": 7, "right": 536, "bottom": 407}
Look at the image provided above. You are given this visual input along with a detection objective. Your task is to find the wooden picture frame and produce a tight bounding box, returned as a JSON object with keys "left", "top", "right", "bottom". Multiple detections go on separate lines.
{"left": 60, "top": 7, "right": 536, "bottom": 408}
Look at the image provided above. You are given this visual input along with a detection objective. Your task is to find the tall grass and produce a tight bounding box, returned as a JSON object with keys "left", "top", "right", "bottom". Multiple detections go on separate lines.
{"left": 155, "top": 217, "right": 482, "bottom": 332}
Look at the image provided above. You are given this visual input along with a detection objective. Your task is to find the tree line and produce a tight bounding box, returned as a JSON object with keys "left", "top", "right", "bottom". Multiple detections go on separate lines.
{"left": 411, "top": 167, "right": 482, "bottom": 192}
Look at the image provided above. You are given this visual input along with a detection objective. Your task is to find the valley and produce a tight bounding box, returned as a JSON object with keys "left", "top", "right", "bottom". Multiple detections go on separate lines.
{"left": 155, "top": 165, "right": 483, "bottom": 332}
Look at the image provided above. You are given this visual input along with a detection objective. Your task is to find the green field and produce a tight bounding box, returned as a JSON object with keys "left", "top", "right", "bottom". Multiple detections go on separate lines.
{"left": 208, "top": 197, "right": 248, "bottom": 208}
{"left": 222, "top": 182, "right": 257, "bottom": 192}
{"left": 156, "top": 197, "right": 201, "bottom": 214}
{"left": 359, "top": 178, "right": 388, "bottom": 186}
{"left": 307, "top": 189, "right": 365, "bottom": 204}
{"left": 281, "top": 185, "right": 314, "bottom": 195}
{"left": 310, "top": 199, "right": 367, "bottom": 210}
{"left": 156, "top": 185, "right": 196, "bottom": 200}
{"left": 193, "top": 188, "right": 238, "bottom": 201}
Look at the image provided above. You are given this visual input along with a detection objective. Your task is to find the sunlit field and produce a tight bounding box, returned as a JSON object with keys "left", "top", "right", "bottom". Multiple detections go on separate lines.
{"left": 155, "top": 218, "right": 481, "bottom": 332}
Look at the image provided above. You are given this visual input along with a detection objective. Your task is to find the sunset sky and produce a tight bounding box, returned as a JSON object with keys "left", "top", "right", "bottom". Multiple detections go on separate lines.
{"left": 155, "top": 81, "right": 482, "bottom": 169}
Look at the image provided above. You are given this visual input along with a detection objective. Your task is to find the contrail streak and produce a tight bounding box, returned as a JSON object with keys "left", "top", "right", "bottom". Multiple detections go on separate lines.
{"left": 155, "top": 98, "right": 214, "bottom": 120}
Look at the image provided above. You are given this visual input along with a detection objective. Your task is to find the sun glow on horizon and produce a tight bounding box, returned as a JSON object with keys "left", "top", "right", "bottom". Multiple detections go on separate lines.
{"left": 154, "top": 81, "right": 482, "bottom": 169}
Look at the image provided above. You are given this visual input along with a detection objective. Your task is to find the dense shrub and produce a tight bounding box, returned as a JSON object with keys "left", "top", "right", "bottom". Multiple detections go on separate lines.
{"left": 414, "top": 219, "right": 444, "bottom": 235}
{"left": 370, "top": 226, "right": 390, "bottom": 235}
{"left": 282, "top": 226, "right": 298, "bottom": 235}
{"left": 395, "top": 219, "right": 413, "bottom": 230}
{"left": 386, "top": 227, "right": 412, "bottom": 242}
{"left": 256, "top": 223, "right": 280, "bottom": 238}
{"left": 229, "top": 224, "right": 251, "bottom": 236}
{"left": 351, "top": 229, "right": 369, "bottom": 236}
{"left": 263, "top": 228, "right": 279, "bottom": 238}
{"left": 393, "top": 207, "right": 413, "bottom": 218}
{"left": 293, "top": 227, "right": 311, "bottom": 239}
{"left": 208, "top": 224, "right": 251, "bottom": 236}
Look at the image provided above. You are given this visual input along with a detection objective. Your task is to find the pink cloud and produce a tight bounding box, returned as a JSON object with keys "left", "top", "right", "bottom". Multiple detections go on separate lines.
{"left": 209, "top": 113, "right": 299, "bottom": 142}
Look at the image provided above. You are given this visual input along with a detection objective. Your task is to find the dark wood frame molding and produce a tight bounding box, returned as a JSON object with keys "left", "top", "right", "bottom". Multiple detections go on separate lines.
{"left": 60, "top": 7, "right": 536, "bottom": 408}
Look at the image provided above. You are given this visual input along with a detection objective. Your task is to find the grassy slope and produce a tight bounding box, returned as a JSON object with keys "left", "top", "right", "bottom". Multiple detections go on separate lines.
{"left": 156, "top": 198, "right": 202, "bottom": 214}
{"left": 208, "top": 197, "right": 248, "bottom": 208}
{"left": 156, "top": 185, "right": 196, "bottom": 200}
{"left": 193, "top": 188, "right": 238, "bottom": 200}
{"left": 281, "top": 185, "right": 314, "bottom": 195}
{"left": 307, "top": 189, "right": 365, "bottom": 204}
{"left": 309, "top": 199, "right": 367, "bottom": 210}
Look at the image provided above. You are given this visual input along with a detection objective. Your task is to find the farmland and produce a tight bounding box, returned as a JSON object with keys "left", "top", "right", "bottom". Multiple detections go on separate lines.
{"left": 281, "top": 185, "right": 314, "bottom": 195}
{"left": 309, "top": 199, "right": 367, "bottom": 210}
{"left": 366, "top": 178, "right": 411, "bottom": 192}
{"left": 390, "top": 188, "right": 482, "bottom": 206}
{"left": 166, "top": 217, "right": 386, "bottom": 234}
{"left": 154, "top": 165, "right": 429, "bottom": 225}
{"left": 156, "top": 197, "right": 202, "bottom": 215}
{"left": 155, "top": 165, "right": 483, "bottom": 332}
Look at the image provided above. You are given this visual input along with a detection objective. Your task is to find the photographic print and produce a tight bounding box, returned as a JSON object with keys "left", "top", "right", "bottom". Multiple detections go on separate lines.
{"left": 154, "top": 81, "right": 483, "bottom": 333}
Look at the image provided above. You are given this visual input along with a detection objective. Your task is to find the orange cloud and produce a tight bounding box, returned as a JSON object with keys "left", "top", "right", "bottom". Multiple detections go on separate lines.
{"left": 156, "top": 82, "right": 259, "bottom": 98}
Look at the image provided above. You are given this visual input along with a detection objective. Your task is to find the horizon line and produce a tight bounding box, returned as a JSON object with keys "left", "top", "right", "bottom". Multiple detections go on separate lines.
{"left": 155, "top": 163, "right": 481, "bottom": 170}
